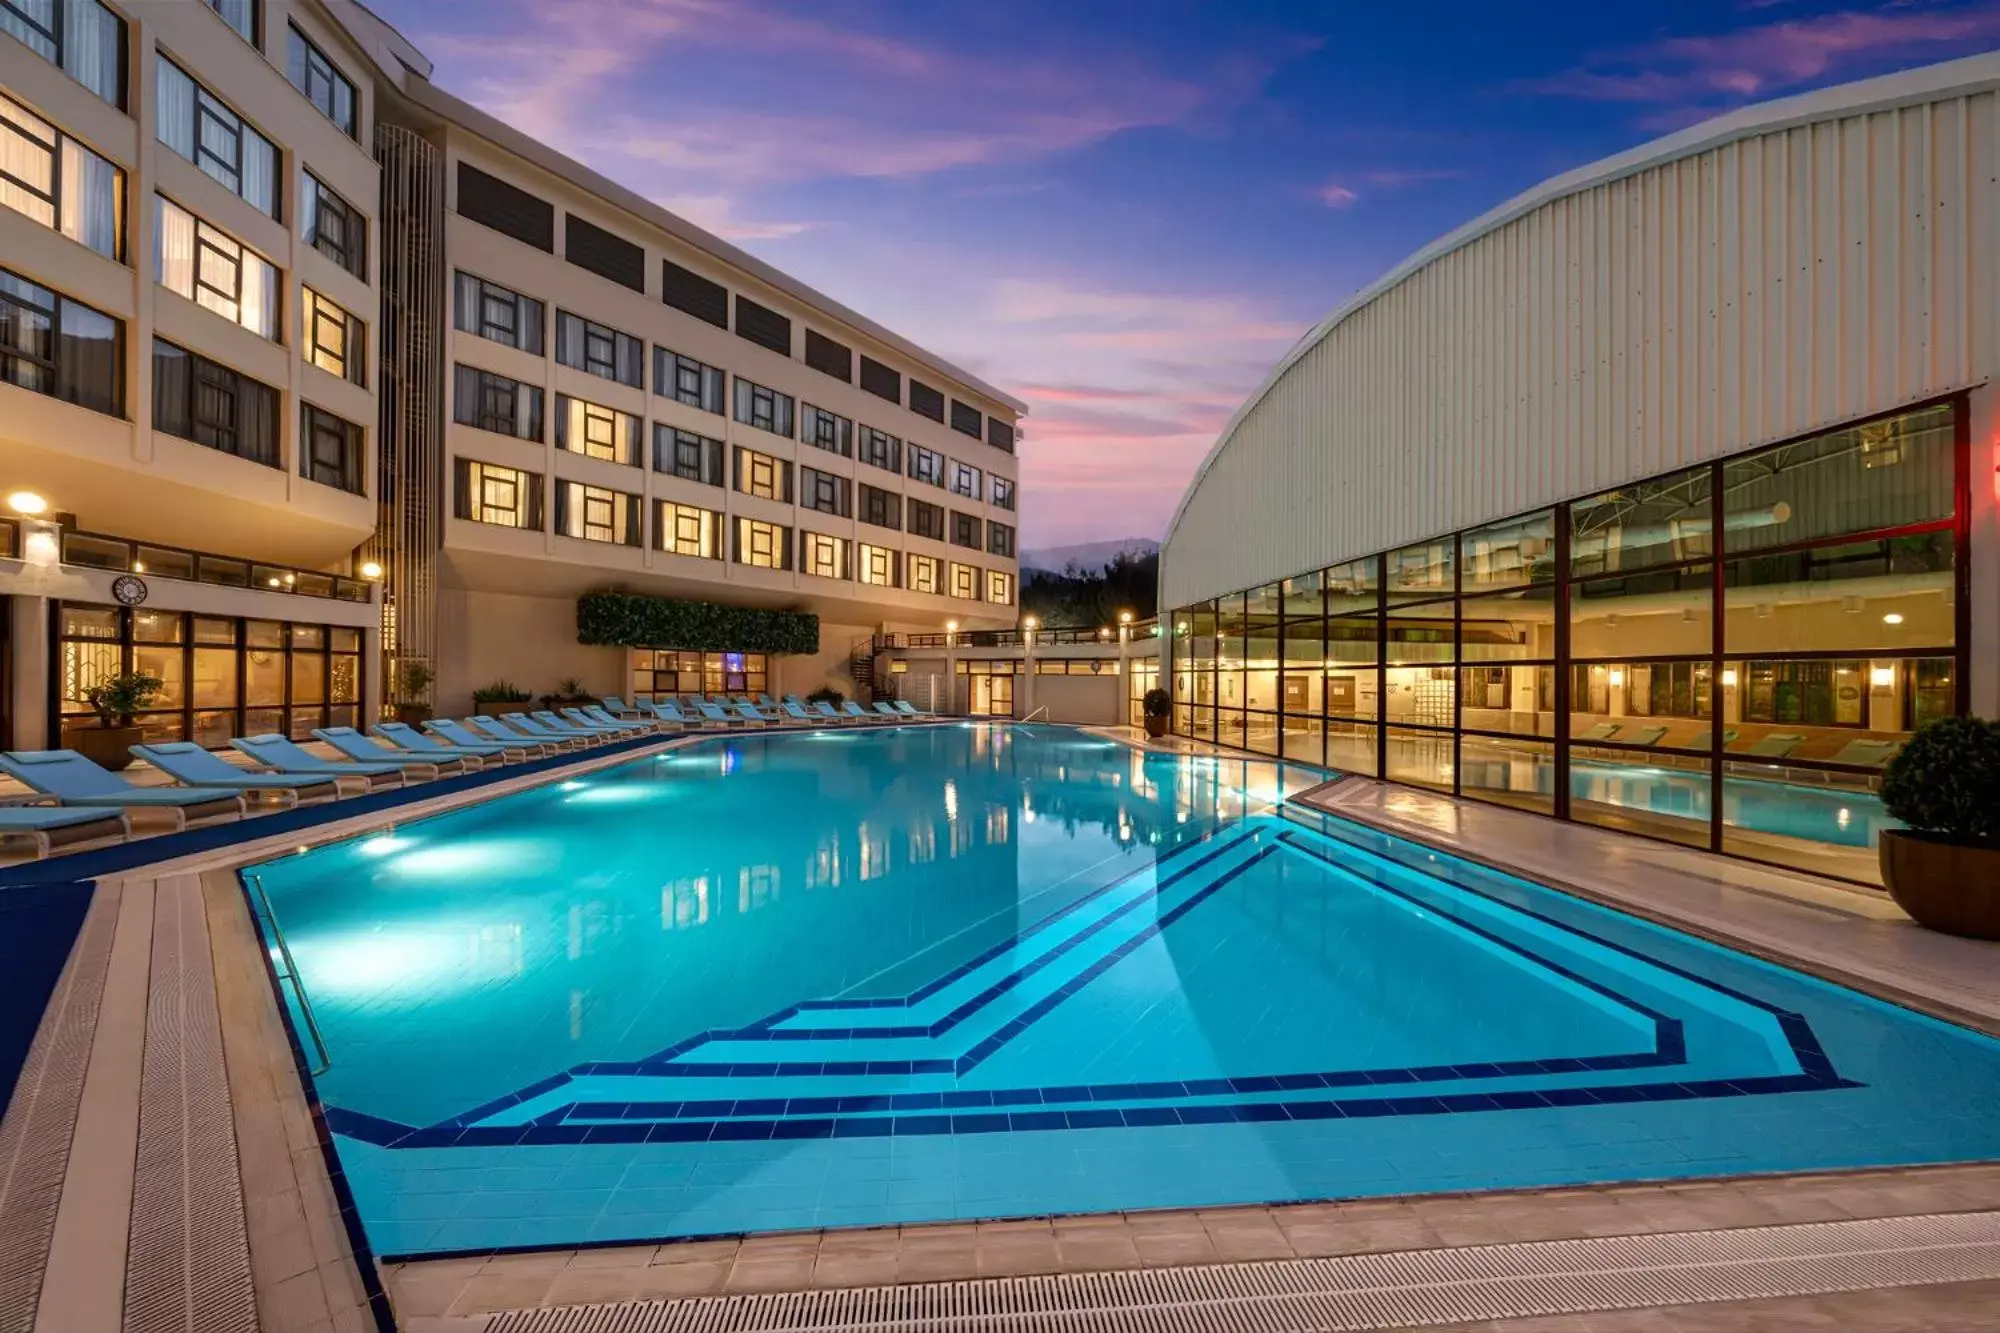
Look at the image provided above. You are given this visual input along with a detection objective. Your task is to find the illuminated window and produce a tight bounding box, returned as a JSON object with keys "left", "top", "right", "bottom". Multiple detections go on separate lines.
{"left": 801, "top": 532, "right": 849, "bottom": 580}
{"left": 657, "top": 501, "right": 721, "bottom": 559}
{"left": 556, "top": 394, "right": 640, "bottom": 465}
{"left": 986, "top": 569, "right": 1013, "bottom": 605}
{"left": 302, "top": 288, "right": 365, "bottom": 385}
{"left": 156, "top": 196, "right": 279, "bottom": 339}
{"left": 734, "top": 446, "right": 791, "bottom": 502}
{"left": 858, "top": 542, "right": 899, "bottom": 587}
{"left": 908, "top": 553, "right": 941, "bottom": 595}
{"left": 453, "top": 458, "right": 541, "bottom": 529}
{"left": 0, "top": 91, "right": 123, "bottom": 257}
{"left": 949, "top": 561, "right": 978, "bottom": 600}
{"left": 555, "top": 481, "right": 639, "bottom": 545}
{"left": 733, "top": 517, "right": 790, "bottom": 569}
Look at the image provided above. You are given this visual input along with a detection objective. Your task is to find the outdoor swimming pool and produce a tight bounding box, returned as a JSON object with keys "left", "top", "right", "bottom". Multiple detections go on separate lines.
{"left": 247, "top": 724, "right": 2000, "bottom": 1259}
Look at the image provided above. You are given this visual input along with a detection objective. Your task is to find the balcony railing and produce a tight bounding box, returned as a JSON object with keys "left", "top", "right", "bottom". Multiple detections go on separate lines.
{"left": 882, "top": 625, "right": 1128, "bottom": 650}
{"left": 0, "top": 518, "right": 373, "bottom": 603}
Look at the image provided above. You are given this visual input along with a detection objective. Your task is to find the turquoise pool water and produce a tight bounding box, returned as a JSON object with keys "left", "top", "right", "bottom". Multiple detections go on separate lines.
{"left": 248, "top": 724, "right": 2000, "bottom": 1258}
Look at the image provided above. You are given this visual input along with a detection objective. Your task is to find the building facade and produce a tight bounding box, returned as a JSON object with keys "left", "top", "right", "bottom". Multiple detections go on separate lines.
{"left": 0, "top": 0, "right": 1021, "bottom": 751}
{"left": 1159, "top": 53, "right": 2000, "bottom": 886}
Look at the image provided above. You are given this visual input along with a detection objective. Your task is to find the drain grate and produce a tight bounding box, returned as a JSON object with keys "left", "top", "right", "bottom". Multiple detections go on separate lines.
{"left": 479, "top": 1211, "right": 2000, "bottom": 1332}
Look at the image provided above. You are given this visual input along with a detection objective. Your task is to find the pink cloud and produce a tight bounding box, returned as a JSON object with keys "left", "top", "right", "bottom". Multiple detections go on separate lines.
{"left": 1318, "top": 182, "right": 1361, "bottom": 208}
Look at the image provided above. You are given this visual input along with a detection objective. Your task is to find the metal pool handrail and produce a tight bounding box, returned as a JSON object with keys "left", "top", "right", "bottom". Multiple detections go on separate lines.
{"left": 1021, "top": 705, "right": 1050, "bottom": 722}
{"left": 245, "top": 872, "right": 331, "bottom": 1076}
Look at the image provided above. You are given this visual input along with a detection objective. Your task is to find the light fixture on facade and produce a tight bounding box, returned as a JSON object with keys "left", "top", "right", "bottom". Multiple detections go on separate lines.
{"left": 1870, "top": 665, "right": 1896, "bottom": 688}
{"left": 1118, "top": 610, "right": 1133, "bottom": 624}
{"left": 1608, "top": 668, "right": 1625, "bottom": 687}
{"left": 22, "top": 526, "right": 59, "bottom": 566}
{"left": 1022, "top": 615, "right": 1038, "bottom": 631}
{"left": 267, "top": 577, "right": 283, "bottom": 588}
{"left": 7, "top": 490, "right": 48, "bottom": 516}
{"left": 1883, "top": 612, "right": 1905, "bottom": 625}
{"left": 1722, "top": 668, "right": 1739, "bottom": 687}
{"left": 360, "top": 560, "right": 383, "bottom": 579}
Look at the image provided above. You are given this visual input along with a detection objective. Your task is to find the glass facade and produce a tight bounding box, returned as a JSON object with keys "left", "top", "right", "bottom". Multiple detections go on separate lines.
{"left": 633, "top": 651, "right": 769, "bottom": 698}
{"left": 1170, "top": 401, "right": 1966, "bottom": 886}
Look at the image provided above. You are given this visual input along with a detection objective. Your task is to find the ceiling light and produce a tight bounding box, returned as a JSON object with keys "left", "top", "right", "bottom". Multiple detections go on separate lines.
{"left": 360, "top": 560, "right": 383, "bottom": 579}
{"left": 7, "top": 490, "right": 47, "bottom": 516}
{"left": 1882, "top": 612, "right": 1904, "bottom": 626}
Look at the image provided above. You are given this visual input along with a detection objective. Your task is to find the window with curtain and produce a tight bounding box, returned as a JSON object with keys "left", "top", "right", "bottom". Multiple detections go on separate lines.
{"left": 986, "top": 570, "right": 1014, "bottom": 605}
{"left": 799, "top": 466, "right": 851, "bottom": 517}
{"left": 452, "top": 365, "right": 543, "bottom": 441}
{"left": 733, "top": 446, "right": 791, "bottom": 502}
{"left": 0, "top": 265, "right": 122, "bottom": 416}
{"left": 654, "top": 346, "right": 725, "bottom": 413}
{"left": 300, "top": 403, "right": 363, "bottom": 493}
{"left": 453, "top": 272, "right": 543, "bottom": 353}
{"left": 859, "top": 425, "right": 901, "bottom": 473}
{"left": 987, "top": 522, "right": 1015, "bottom": 558}
{"left": 949, "top": 459, "right": 982, "bottom": 500}
{"left": 2, "top": 0, "right": 123, "bottom": 108}
{"left": 858, "top": 543, "right": 899, "bottom": 587}
{"left": 859, "top": 484, "right": 901, "bottom": 530}
{"left": 286, "top": 23, "right": 356, "bottom": 136}
{"left": 155, "top": 58, "right": 279, "bottom": 218}
{"left": 733, "top": 377, "right": 794, "bottom": 437}
{"left": 800, "top": 403, "right": 853, "bottom": 456}
{"left": 301, "top": 171, "right": 365, "bottom": 277}
{"left": 155, "top": 196, "right": 280, "bottom": 340}
{"left": 555, "top": 394, "right": 640, "bottom": 465}
{"left": 652, "top": 424, "right": 724, "bottom": 486}
{"left": 950, "top": 510, "right": 982, "bottom": 550}
{"left": 554, "top": 309, "right": 642, "bottom": 385}
{"left": 949, "top": 562, "right": 979, "bottom": 599}
{"left": 452, "top": 458, "right": 542, "bottom": 529}
{"left": 908, "top": 497, "right": 944, "bottom": 541}
{"left": 0, "top": 90, "right": 123, "bottom": 259}
{"left": 302, "top": 288, "right": 365, "bottom": 385}
{"left": 908, "top": 554, "right": 941, "bottom": 595}
{"left": 153, "top": 339, "right": 278, "bottom": 465}
{"left": 801, "top": 532, "right": 849, "bottom": 580}
{"left": 733, "top": 517, "right": 790, "bottom": 570}
{"left": 203, "top": 0, "right": 256, "bottom": 44}
{"left": 656, "top": 501, "right": 721, "bottom": 559}
{"left": 555, "top": 481, "right": 640, "bottom": 545}
{"left": 907, "top": 443, "right": 944, "bottom": 487}
{"left": 990, "top": 477, "right": 1015, "bottom": 511}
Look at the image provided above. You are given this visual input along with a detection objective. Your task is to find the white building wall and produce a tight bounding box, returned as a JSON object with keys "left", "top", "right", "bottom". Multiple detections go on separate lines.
{"left": 1163, "top": 59, "right": 2000, "bottom": 620}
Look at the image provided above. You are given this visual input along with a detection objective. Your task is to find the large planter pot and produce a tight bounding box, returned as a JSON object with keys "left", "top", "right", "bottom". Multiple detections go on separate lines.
{"left": 73, "top": 724, "right": 144, "bottom": 772}
{"left": 1880, "top": 829, "right": 2000, "bottom": 939}
{"left": 473, "top": 701, "right": 526, "bottom": 716}
{"left": 394, "top": 703, "right": 433, "bottom": 726}
{"left": 1144, "top": 714, "right": 1170, "bottom": 739}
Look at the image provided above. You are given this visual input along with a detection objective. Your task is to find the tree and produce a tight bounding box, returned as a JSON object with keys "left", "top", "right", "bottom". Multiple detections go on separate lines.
{"left": 1020, "top": 550, "right": 1158, "bottom": 627}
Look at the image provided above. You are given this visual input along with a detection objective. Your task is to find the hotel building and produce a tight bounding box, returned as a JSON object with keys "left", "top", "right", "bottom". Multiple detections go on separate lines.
{"left": 1159, "top": 53, "right": 2000, "bottom": 886}
{"left": 0, "top": 0, "right": 1022, "bottom": 750}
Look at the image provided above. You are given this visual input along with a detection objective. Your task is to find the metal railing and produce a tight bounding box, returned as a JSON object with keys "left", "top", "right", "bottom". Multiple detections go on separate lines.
{"left": 0, "top": 517, "right": 373, "bottom": 603}
{"left": 887, "top": 625, "right": 1123, "bottom": 650}
{"left": 245, "top": 873, "right": 331, "bottom": 1076}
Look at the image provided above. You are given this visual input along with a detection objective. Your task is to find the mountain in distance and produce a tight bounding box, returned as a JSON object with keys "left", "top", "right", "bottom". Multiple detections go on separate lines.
{"left": 1021, "top": 537, "right": 1160, "bottom": 575}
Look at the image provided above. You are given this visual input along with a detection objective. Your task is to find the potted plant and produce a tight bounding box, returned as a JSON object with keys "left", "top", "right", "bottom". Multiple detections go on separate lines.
{"left": 471, "top": 681, "right": 532, "bottom": 716}
{"left": 393, "top": 661, "right": 434, "bottom": 725}
{"left": 78, "top": 671, "right": 163, "bottom": 771}
{"left": 1142, "top": 687, "right": 1172, "bottom": 739}
{"left": 1878, "top": 716, "right": 2000, "bottom": 939}
{"left": 805, "top": 685, "right": 845, "bottom": 708}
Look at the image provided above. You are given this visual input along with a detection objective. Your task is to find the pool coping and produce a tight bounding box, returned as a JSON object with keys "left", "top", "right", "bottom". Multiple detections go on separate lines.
{"left": 6, "top": 720, "right": 1999, "bottom": 1331}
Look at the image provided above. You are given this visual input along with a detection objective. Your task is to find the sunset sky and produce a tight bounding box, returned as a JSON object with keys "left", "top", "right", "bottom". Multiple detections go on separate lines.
{"left": 363, "top": 0, "right": 2000, "bottom": 549}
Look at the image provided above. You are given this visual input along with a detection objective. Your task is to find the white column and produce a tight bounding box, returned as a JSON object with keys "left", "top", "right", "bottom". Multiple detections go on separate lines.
{"left": 11, "top": 595, "right": 50, "bottom": 750}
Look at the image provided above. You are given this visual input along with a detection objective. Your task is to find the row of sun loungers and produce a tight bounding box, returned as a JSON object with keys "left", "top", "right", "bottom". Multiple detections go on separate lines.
{"left": 0, "top": 695, "right": 936, "bottom": 859}
{"left": 1571, "top": 722, "right": 1903, "bottom": 767}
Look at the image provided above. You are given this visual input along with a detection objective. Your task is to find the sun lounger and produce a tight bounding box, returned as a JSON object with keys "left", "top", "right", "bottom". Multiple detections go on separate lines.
{"left": 811, "top": 701, "right": 858, "bottom": 725}
{"left": 1740, "top": 732, "right": 1805, "bottom": 760}
{"left": 510, "top": 712, "right": 610, "bottom": 745}
{"left": 871, "top": 702, "right": 903, "bottom": 720}
{"left": 1828, "top": 737, "right": 1902, "bottom": 768}
{"left": 696, "top": 701, "right": 749, "bottom": 728}
{"left": 892, "top": 700, "right": 926, "bottom": 718}
{"left": 530, "top": 709, "right": 621, "bottom": 739}
{"left": 645, "top": 700, "right": 704, "bottom": 729}
{"left": 130, "top": 742, "right": 342, "bottom": 806}
{"left": 378, "top": 721, "right": 519, "bottom": 762}
{"left": 574, "top": 704, "right": 656, "bottom": 733}
{"left": 840, "top": 701, "right": 889, "bottom": 725}
{"left": 733, "top": 702, "right": 776, "bottom": 727}
{"left": 316, "top": 727, "right": 476, "bottom": 776}
{"left": 781, "top": 701, "right": 823, "bottom": 725}
{"left": 600, "top": 696, "right": 647, "bottom": 720}
{"left": 0, "top": 750, "right": 248, "bottom": 829}
{"left": 1686, "top": 728, "right": 1738, "bottom": 751}
{"left": 0, "top": 804, "right": 130, "bottom": 857}
{"left": 1620, "top": 724, "right": 1668, "bottom": 747}
{"left": 1576, "top": 722, "right": 1621, "bottom": 742}
{"left": 230, "top": 734, "right": 408, "bottom": 791}
{"left": 464, "top": 715, "right": 571, "bottom": 754}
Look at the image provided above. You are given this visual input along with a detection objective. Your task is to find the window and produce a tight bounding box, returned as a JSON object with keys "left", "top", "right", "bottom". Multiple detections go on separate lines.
{"left": 456, "top": 162, "right": 553, "bottom": 251}
{"left": 203, "top": 0, "right": 255, "bottom": 44}
{"left": 804, "top": 329, "right": 852, "bottom": 381}
{"left": 909, "top": 379, "right": 945, "bottom": 422}
{"left": 908, "top": 553, "right": 941, "bottom": 595}
{"left": 301, "top": 171, "right": 364, "bottom": 277}
{"left": 950, "top": 399, "right": 982, "bottom": 439}
{"left": 554, "top": 481, "right": 640, "bottom": 545}
{"left": 987, "top": 521, "right": 1015, "bottom": 559}
{"left": 987, "top": 418, "right": 1015, "bottom": 453}
{"left": 657, "top": 500, "right": 721, "bottom": 559}
{"left": 153, "top": 339, "right": 277, "bottom": 464}
{"left": 555, "top": 394, "right": 640, "bottom": 465}
{"left": 453, "top": 458, "right": 542, "bottom": 528}
{"left": 800, "top": 403, "right": 852, "bottom": 456}
{"left": 908, "top": 497, "right": 944, "bottom": 541}
{"left": 155, "top": 196, "right": 279, "bottom": 340}
{"left": 986, "top": 569, "right": 1014, "bottom": 605}
{"left": 661, "top": 258, "right": 727, "bottom": 328}
{"left": 155, "top": 58, "right": 278, "bottom": 217}
{"left": 299, "top": 403, "right": 363, "bottom": 493}
{"left": 302, "top": 288, "right": 365, "bottom": 385}
{"left": 991, "top": 476, "right": 1015, "bottom": 511}
{"left": 951, "top": 510, "right": 983, "bottom": 550}
{"left": 907, "top": 443, "right": 945, "bottom": 488}
{"left": 949, "top": 459, "right": 982, "bottom": 500}
{"left": 452, "top": 365, "right": 542, "bottom": 440}
{"left": 453, "top": 272, "right": 543, "bottom": 354}
{"left": 858, "top": 542, "right": 899, "bottom": 588}
{"left": 652, "top": 424, "right": 724, "bottom": 486}
{"left": 801, "top": 532, "right": 848, "bottom": 580}
{"left": 734, "top": 447, "right": 791, "bottom": 502}
{"left": 733, "top": 517, "right": 790, "bottom": 570}
{"left": 0, "top": 265, "right": 122, "bottom": 417}
{"left": 859, "top": 426, "right": 901, "bottom": 473}
{"left": 564, "top": 214, "right": 643, "bottom": 291}
{"left": 949, "top": 561, "right": 979, "bottom": 600}
{"left": 733, "top": 377, "right": 794, "bottom": 437}
{"left": 2, "top": 0, "right": 122, "bottom": 107}
{"left": 654, "top": 347, "right": 724, "bottom": 413}
{"left": 859, "top": 484, "right": 901, "bottom": 530}
{"left": 286, "top": 24, "right": 356, "bottom": 136}
{"left": 799, "top": 466, "right": 851, "bottom": 517}
{"left": 639, "top": 650, "right": 769, "bottom": 698}
{"left": 859, "top": 354, "right": 900, "bottom": 404}
{"left": 0, "top": 90, "right": 123, "bottom": 258}
{"left": 734, "top": 294, "right": 790, "bottom": 355}
{"left": 555, "top": 311, "right": 642, "bottom": 386}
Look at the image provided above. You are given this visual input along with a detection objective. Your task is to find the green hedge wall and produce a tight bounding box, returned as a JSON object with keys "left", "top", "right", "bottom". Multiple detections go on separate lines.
{"left": 576, "top": 592, "right": 820, "bottom": 654}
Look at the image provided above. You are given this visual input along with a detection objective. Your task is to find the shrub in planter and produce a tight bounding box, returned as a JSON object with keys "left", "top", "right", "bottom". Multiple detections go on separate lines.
{"left": 1878, "top": 716, "right": 2000, "bottom": 938}
{"left": 77, "top": 672, "right": 163, "bottom": 771}
{"left": 394, "top": 661, "right": 434, "bottom": 725}
{"left": 1142, "top": 687, "right": 1172, "bottom": 739}
{"left": 805, "top": 685, "right": 845, "bottom": 707}
{"left": 471, "top": 681, "right": 533, "bottom": 716}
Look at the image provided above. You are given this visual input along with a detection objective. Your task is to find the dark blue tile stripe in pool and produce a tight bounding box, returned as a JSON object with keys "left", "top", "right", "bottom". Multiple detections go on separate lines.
{"left": 0, "top": 880, "right": 94, "bottom": 1115}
